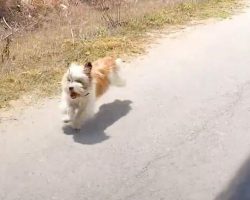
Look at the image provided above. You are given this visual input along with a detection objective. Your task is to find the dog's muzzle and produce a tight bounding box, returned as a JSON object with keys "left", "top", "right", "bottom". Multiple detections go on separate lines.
{"left": 69, "top": 91, "right": 79, "bottom": 99}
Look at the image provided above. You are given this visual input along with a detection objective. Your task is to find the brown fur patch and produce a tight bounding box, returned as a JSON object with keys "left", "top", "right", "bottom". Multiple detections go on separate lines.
{"left": 91, "top": 56, "right": 117, "bottom": 98}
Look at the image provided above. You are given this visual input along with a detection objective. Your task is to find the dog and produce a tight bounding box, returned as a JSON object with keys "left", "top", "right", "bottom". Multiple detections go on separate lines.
{"left": 60, "top": 56, "right": 126, "bottom": 130}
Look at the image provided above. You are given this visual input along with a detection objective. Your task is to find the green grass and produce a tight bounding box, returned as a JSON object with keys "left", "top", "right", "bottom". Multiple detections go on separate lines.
{"left": 0, "top": 0, "right": 244, "bottom": 108}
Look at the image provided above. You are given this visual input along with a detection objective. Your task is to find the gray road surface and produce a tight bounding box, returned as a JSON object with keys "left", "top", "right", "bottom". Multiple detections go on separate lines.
{"left": 1, "top": 9, "right": 250, "bottom": 200}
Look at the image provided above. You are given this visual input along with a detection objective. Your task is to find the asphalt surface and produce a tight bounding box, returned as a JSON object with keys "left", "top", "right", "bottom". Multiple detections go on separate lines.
{"left": 1, "top": 8, "right": 250, "bottom": 200}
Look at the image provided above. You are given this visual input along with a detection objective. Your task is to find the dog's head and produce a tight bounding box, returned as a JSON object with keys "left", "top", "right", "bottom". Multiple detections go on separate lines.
{"left": 62, "top": 62, "right": 92, "bottom": 99}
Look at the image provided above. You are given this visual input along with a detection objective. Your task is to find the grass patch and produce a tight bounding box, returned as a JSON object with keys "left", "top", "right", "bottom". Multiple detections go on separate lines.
{"left": 0, "top": 0, "right": 244, "bottom": 108}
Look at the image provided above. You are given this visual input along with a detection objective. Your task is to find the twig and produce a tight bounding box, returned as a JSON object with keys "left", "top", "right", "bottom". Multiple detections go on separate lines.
{"left": 70, "top": 28, "right": 75, "bottom": 45}
{"left": 2, "top": 17, "right": 12, "bottom": 30}
{"left": 0, "top": 33, "right": 13, "bottom": 41}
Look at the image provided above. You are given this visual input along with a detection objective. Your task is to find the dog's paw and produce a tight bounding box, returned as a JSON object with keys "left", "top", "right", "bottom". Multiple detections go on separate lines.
{"left": 62, "top": 116, "right": 71, "bottom": 123}
{"left": 71, "top": 122, "right": 82, "bottom": 131}
{"left": 116, "top": 79, "right": 126, "bottom": 87}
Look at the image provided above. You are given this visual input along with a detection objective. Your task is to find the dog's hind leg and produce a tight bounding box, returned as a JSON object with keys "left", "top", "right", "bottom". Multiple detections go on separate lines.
{"left": 109, "top": 58, "right": 126, "bottom": 87}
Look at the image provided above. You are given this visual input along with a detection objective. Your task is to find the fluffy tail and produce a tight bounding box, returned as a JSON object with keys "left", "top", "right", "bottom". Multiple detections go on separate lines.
{"left": 109, "top": 58, "right": 126, "bottom": 87}
{"left": 115, "top": 58, "right": 123, "bottom": 67}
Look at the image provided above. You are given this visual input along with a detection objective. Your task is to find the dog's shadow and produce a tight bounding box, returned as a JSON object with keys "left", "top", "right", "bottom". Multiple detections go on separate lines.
{"left": 63, "top": 100, "right": 132, "bottom": 145}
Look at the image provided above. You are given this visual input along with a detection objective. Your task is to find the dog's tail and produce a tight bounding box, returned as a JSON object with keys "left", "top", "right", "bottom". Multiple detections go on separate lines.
{"left": 115, "top": 58, "right": 123, "bottom": 67}
{"left": 109, "top": 58, "right": 126, "bottom": 87}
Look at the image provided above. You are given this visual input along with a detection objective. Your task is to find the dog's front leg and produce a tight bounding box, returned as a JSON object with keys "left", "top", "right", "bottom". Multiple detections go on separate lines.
{"left": 71, "top": 108, "right": 87, "bottom": 130}
{"left": 62, "top": 105, "right": 75, "bottom": 123}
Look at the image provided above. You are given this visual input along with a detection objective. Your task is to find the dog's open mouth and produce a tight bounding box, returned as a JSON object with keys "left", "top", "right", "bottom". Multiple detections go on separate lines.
{"left": 70, "top": 91, "right": 80, "bottom": 99}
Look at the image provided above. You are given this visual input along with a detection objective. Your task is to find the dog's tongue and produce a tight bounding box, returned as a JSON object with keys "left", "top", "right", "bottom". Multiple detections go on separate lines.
{"left": 70, "top": 92, "right": 78, "bottom": 99}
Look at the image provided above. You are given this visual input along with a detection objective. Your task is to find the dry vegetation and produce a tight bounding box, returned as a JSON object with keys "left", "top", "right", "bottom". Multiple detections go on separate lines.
{"left": 0, "top": 0, "right": 243, "bottom": 108}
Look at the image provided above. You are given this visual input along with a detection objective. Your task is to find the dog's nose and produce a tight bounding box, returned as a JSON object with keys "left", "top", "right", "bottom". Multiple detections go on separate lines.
{"left": 69, "top": 87, "right": 74, "bottom": 91}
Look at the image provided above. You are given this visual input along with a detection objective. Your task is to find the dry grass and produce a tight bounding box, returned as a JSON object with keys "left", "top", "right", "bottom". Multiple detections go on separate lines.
{"left": 0, "top": 0, "right": 244, "bottom": 108}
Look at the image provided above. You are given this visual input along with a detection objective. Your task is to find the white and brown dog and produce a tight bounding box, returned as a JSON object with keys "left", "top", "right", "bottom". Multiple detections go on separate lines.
{"left": 60, "top": 56, "right": 126, "bottom": 130}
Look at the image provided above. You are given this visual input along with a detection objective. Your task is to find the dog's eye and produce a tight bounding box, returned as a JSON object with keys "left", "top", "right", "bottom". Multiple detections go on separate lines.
{"left": 81, "top": 82, "right": 88, "bottom": 89}
{"left": 75, "top": 80, "right": 83, "bottom": 84}
{"left": 67, "top": 78, "right": 71, "bottom": 82}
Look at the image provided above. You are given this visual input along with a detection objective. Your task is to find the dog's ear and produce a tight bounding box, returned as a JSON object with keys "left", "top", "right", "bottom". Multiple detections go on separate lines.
{"left": 84, "top": 62, "right": 92, "bottom": 77}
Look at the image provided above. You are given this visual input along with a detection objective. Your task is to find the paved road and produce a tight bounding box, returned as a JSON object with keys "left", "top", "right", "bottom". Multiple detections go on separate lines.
{"left": 1, "top": 8, "right": 250, "bottom": 200}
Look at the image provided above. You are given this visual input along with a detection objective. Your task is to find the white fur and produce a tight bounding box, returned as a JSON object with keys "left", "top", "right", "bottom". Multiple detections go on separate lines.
{"left": 60, "top": 63, "right": 95, "bottom": 130}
